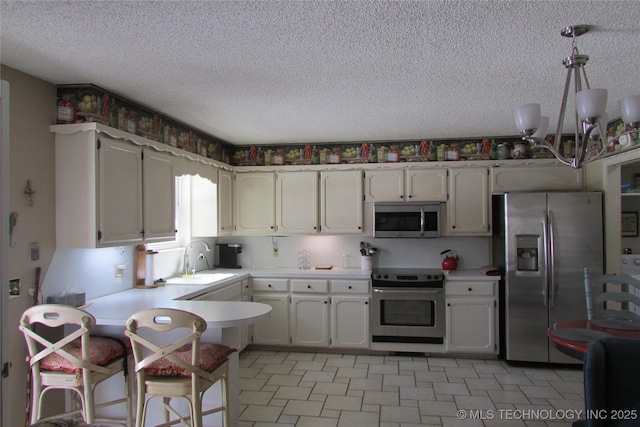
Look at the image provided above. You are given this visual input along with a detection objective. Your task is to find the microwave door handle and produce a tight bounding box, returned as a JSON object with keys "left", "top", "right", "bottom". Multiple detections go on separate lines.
{"left": 420, "top": 208, "right": 425, "bottom": 235}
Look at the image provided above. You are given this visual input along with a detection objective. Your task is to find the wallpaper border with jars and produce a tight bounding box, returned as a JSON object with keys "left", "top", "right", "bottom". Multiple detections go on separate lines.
{"left": 57, "top": 84, "right": 634, "bottom": 167}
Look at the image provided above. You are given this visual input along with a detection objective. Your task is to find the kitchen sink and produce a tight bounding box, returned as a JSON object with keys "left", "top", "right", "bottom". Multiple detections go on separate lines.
{"left": 165, "top": 272, "right": 236, "bottom": 286}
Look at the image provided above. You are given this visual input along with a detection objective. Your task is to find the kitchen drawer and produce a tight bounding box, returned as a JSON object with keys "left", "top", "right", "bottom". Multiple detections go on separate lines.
{"left": 252, "top": 278, "right": 289, "bottom": 292}
{"left": 331, "top": 280, "right": 370, "bottom": 294}
{"left": 291, "top": 279, "right": 329, "bottom": 293}
{"left": 446, "top": 281, "right": 495, "bottom": 297}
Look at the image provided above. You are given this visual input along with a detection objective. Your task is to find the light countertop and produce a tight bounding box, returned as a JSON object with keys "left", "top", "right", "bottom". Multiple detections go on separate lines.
{"left": 84, "top": 282, "right": 270, "bottom": 327}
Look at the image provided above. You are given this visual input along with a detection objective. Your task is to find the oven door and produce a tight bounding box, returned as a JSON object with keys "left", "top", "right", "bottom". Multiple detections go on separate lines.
{"left": 371, "top": 287, "right": 445, "bottom": 343}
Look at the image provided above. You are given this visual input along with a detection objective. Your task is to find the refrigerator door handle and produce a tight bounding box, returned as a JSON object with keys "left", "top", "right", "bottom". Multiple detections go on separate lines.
{"left": 541, "top": 213, "right": 548, "bottom": 307}
{"left": 548, "top": 210, "right": 556, "bottom": 307}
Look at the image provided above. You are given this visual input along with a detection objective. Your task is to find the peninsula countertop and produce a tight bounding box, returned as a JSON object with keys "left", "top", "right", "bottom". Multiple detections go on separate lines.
{"left": 84, "top": 282, "right": 271, "bottom": 327}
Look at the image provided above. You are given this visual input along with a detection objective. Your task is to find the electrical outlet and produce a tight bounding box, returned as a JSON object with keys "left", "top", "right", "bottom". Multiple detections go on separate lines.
{"left": 273, "top": 247, "right": 279, "bottom": 257}
{"left": 114, "top": 264, "right": 124, "bottom": 277}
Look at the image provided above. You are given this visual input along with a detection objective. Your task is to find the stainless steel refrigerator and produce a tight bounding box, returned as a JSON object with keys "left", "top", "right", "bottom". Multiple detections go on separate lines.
{"left": 493, "top": 191, "right": 603, "bottom": 364}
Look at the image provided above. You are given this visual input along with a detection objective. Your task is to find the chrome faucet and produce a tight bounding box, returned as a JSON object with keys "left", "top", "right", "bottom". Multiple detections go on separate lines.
{"left": 182, "top": 240, "right": 212, "bottom": 275}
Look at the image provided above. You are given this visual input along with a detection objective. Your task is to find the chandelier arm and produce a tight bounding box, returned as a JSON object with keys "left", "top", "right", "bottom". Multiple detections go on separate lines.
{"left": 527, "top": 136, "right": 572, "bottom": 167}
{"left": 554, "top": 66, "right": 575, "bottom": 148}
{"left": 580, "top": 65, "right": 591, "bottom": 90}
{"left": 591, "top": 121, "right": 612, "bottom": 158}
{"left": 573, "top": 66, "right": 587, "bottom": 166}
{"left": 579, "top": 124, "right": 608, "bottom": 166}
{"left": 575, "top": 134, "right": 589, "bottom": 166}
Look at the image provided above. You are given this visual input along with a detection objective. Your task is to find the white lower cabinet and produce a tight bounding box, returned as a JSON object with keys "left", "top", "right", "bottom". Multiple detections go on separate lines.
{"left": 250, "top": 277, "right": 370, "bottom": 349}
{"left": 251, "top": 278, "right": 290, "bottom": 346}
{"left": 290, "top": 279, "right": 330, "bottom": 347}
{"left": 330, "top": 280, "right": 369, "bottom": 349}
{"left": 445, "top": 280, "right": 498, "bottom": 354}
{"left": 291, "top": 295, "right": 330, "bottom": 347}
{"left": 331, "top": 296, "right": 369, "bottom": 348}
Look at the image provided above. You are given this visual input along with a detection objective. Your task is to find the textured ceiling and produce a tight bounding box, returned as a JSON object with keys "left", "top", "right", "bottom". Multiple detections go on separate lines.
{"left": 1, "top": 1, "right": 639, "bottom": 145}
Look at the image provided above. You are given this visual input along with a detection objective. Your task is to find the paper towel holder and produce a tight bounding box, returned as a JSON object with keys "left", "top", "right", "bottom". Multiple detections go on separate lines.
{"left": 134, "top": 245, "right": 158, "bottom": 288}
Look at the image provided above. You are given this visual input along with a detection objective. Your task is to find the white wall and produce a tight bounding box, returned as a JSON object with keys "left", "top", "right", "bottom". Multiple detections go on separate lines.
{"left": 1, "top": 65, "right": 58, "bottom": 426}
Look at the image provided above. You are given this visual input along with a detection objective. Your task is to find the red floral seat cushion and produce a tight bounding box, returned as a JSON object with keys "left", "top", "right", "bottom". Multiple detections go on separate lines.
{"left": 144, "top": 343, "right": 236, "bottom": 377}
{"left": 40, "top": 336, "right": 126, "bottom": 373}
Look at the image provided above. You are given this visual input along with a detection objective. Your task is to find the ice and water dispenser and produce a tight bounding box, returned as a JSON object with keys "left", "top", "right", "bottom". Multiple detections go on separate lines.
{"left": 516, "top": 235, "right": 539, "bottom": 272}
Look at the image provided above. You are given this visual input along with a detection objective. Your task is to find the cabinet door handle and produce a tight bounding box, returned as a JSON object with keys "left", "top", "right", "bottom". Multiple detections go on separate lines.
{"left": 268, "top": 284, "right": 272, "bottom": 288}
{"left": 348, "top": 286, "right": 352, "bottom": 289}
{"left": 468, "top": 287, "right": 473, "bottom": 292}
{"left": 307, "top": 285, "right": 311, "bottom": 289}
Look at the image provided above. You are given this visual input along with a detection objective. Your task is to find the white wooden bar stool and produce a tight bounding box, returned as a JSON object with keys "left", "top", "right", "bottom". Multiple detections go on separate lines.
{"left": 124, "top": 308, "right": 236, "bottom": 427}
{"left": 20, "top": 304, "right": 133, "bottom": 427}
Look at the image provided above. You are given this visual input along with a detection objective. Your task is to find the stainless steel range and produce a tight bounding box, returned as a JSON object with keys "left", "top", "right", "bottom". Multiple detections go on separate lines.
{"left": 371, "top": 268, "right": 445, "bottom": 344}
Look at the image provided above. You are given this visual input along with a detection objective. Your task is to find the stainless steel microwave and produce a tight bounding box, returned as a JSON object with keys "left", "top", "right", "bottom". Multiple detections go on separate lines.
{"left": 373, "top": 202, "right": 441, "bottom": 238}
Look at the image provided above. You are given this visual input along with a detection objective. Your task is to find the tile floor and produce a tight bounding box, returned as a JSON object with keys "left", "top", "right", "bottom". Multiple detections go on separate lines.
{"left": 237, "top": 349, "right": 585, "bottom": 427}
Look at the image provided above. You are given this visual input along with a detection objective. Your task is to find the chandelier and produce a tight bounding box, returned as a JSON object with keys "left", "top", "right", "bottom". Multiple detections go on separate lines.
{"left": 513, "top": 25, "right": 640, "bottom": 169}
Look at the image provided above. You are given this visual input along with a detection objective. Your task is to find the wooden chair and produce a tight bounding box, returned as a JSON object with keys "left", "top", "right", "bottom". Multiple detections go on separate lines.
{"left": 20, "top": 304, "right": 132, "bottom": 426}
{"left": 584, "top": 268, "right": 640, "bottom": 326}
{"left": 124, "top": 308, "right": 235, "bottom": 427}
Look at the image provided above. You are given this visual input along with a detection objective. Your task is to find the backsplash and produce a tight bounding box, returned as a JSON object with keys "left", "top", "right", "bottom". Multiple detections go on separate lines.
{"left": 41, "top": 236, "right": 491, "bottom": 301}
{"left": 217, "top": 235, "right": 491, "bottom": 271}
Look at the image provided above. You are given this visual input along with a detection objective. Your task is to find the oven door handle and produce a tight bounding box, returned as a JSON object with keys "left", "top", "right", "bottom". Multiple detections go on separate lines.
{"left": 373, "top": 288, "right": 442, "bottom": 294}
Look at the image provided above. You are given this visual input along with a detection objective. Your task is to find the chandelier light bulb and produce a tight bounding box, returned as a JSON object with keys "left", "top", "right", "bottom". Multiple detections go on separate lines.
{"left": 513, "top": 103, "right": 541, "bottom": 135}
{"left": 575, "top": 88, "right": 608, "bottom": 123}
{"left": 619, "top": 95, "right": 640, "bottom": 125}
{"left": 532, "top": 116, "right": 550, "bottom": 139}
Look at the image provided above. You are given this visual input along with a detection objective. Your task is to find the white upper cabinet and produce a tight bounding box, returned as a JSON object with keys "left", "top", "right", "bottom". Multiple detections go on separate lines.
{"left": 406, "top": 168, "right": 448, "bottom": 201}
{"left": 234, "top": 171, "right": 276, "bottom": 234}
{"left": 53, "top": 124, "right": 176, "bottom": 247}
{"left": 364, "top": 167, "right": 447, "bottom": 203}
{"left": 143, "top": 150, "right": 176, "bottom": 241}
{"left": 276, "top": 170, "right": 319, "bottom": 234}
{"left": 320, "top": 170, "right": 363, "bottom": 234}
{"left": 364, "top": 169, "right": 404, "bottom": 202}
{"left": 217, "top": 169, "right": 233, "bottom": 235}
{"left": 490, "top": 164, "right": 583, "bottom": 193}
{"left": 447, "top": 167, "right": 490, "bottom": 235}
{"left": 98, "top": 138, "right": 144, "bottom": 245}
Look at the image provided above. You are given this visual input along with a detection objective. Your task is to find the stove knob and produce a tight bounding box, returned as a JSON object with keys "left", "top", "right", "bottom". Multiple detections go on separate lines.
{"left": 375, "top": 274, "right": 382, "bottom": 279}
{"left": 634, "top": 259, "right": 640, "bottom": 266}
{"left": 623, "top": 259, "right": 629, "bottom": 264}
{"left": 383, "top": 274, "right": 389, "bottom": 279}
{"left": 426, "top": 274, "right": 431, "bottom": 280}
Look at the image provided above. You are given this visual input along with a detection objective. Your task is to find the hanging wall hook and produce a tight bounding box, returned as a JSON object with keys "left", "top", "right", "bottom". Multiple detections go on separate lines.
{"left": 24, "top": 180, "right": 35, "bottom": 207}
